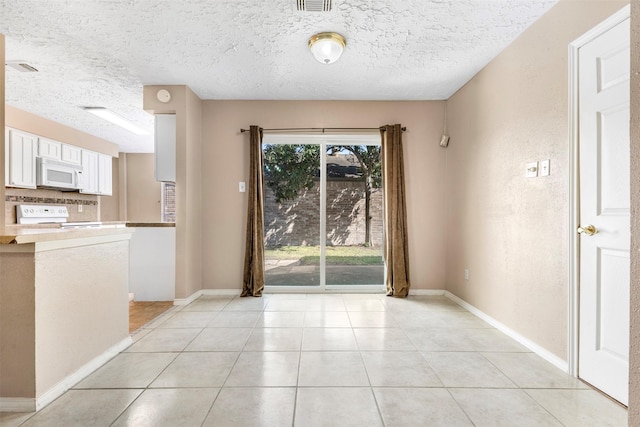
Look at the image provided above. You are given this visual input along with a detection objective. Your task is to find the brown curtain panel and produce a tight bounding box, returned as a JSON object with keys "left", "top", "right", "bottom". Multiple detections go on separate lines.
{"left": 241, "top": 125, "right": 265, "bottom": 297}
{"left": 381, "top": 124, "right": 411, "bottom": 297}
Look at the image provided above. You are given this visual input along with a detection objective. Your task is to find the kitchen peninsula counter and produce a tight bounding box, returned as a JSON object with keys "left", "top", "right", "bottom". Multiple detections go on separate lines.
{"left": 126, "top": 222, "right": 175, "bottom": 228}
{"left": 0, "top": 223, "right": 131, "bottom": 244}
{"left": 0, "top": 224, "right": 133, "bottom": 412}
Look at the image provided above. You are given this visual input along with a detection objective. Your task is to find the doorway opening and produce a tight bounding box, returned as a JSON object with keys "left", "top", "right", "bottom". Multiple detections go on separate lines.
{"left": 262, "top": 134, "right": 385, "bottom": 292}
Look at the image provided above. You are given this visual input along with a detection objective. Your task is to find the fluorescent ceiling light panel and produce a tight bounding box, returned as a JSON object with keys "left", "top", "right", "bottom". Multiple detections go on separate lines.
{"left": 5, "top": 61, "right": 38, "bottom": 72}
{"left": 84, "top": 107, "right": 149, "bottom": 135}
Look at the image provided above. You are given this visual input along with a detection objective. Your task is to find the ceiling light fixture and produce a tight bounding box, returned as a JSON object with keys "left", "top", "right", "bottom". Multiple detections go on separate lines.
{"left": 83, "top": 107, "right": 149, "bottom": 135}
{"left": 308, "top": 32, "right": 346, "bottom": 64}
{"left": 6, "top": 61, "right": 38, "bottom": 72}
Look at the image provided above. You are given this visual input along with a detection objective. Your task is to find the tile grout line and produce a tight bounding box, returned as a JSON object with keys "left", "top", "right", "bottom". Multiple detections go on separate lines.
{"left": 10, "top": 293, "right": 627, "bottom": 426}
{"left": 116, "top": 295, "right": 232, "bottom": 426}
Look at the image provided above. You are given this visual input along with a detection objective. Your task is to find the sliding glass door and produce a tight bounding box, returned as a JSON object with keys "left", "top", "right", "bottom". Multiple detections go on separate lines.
{"left": 324, "top": 144, "right": 384, "bottom": 288}
{"left": 262, "top": 141, "right": 321, "bottom": 287}
{"left": 262, "top": 134, "right": 384, "bottom": 292}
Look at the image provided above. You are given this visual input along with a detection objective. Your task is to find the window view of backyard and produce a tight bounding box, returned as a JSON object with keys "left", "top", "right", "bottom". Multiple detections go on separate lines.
{"left": 262, "top": 141, "right": 384, "bottom": 288}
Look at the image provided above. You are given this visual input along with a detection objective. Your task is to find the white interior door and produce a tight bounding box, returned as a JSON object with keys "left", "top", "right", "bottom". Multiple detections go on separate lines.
{"left": 578, "top": 15, "right": 630, "bottom": 406}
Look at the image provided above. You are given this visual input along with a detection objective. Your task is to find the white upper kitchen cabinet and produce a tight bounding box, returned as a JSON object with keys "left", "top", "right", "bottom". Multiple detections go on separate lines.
{"left": 155, "top": 114, "right": 176, "bottom": 182}
{"left": 98, "top": 154, "right": 112, "bottom": 195}
{"left": 61, "top": 144, "right": 82, "bottom": 165}
{"left": 81, "top": 150, "right": 112, "bottom": 195}
{"left": 80, "top": 150, "right": 99, "bottom": 194}
{"left": 38, "top": 138, "right": 62, "bottom": 160}
{"left": 6, "top": 128, "right": 37, "bottom": 189}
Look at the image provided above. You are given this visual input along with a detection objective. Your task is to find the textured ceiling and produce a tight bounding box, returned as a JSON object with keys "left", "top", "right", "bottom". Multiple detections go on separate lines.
{"left": 1, "top": 0, "right": 558, "bottom": 153}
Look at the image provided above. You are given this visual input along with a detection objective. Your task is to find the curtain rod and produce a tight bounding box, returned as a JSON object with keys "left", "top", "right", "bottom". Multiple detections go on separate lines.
{"left": 239, "top": 127, "right": 407, "bottom": 133}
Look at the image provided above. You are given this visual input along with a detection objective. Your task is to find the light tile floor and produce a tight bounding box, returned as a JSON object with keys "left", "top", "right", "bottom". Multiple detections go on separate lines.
{"left": 0, "top": 293, "right": 628, "bottom": 427}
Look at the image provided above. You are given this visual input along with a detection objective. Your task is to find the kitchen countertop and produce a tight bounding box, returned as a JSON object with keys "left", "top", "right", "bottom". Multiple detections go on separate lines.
{"left": 0, "top": 223, "right": 133, "bottom": 245}
{"left": 126, "top": 222, "right": 176, "bottom": 228}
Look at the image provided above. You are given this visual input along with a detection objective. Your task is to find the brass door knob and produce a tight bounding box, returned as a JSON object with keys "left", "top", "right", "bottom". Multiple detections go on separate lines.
{"left": 577, "top": 224, "right": 598, "bottom": 236}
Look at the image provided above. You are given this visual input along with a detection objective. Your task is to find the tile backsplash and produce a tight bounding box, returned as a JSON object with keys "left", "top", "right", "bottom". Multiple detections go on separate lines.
{"left": 5, "top": 188, "right": 99, "bottom": 224}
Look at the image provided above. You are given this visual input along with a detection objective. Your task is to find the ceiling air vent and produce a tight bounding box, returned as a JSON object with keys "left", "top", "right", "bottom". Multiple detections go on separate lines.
{"left": 297, "top": 0, "right": 332, "bottom": 12}
{"left": 6, "top": 61, "right": 38, "bottom": 72}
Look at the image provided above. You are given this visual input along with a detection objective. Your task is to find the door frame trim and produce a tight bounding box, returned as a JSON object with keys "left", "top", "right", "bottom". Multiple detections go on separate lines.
{"left": 261, "top": 132, "right": 386, "bottom": 293}
{"left": 567, "top": 4, "right": 630, "bottom": 377}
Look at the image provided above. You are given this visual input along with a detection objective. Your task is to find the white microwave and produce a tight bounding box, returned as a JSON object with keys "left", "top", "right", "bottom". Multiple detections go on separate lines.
{"left": 36, "top": 157, "right": 83, "bottom": 190}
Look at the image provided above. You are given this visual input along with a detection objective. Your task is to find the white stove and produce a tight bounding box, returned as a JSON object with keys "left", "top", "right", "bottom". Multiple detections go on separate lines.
{"left": 17, "top": 204, "right": 69, "bottom": 224}
{"left": 16, "top": 204, "right": 103, "bottom": 228}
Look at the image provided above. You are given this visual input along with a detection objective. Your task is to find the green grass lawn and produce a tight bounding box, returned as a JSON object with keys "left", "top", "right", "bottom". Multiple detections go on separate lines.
{"left": 265, "top": 245, "right": 383, "bottom": 265}
{"left": 298, "top": 256, "right": 383, "bottom": 265}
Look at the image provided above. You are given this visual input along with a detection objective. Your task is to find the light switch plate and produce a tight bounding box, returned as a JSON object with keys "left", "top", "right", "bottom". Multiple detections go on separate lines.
{"left": 526, "top": 161, "right": 538, "bottom": 178}
{"left": 239, "top": 182, "right": 246, "bottom": 192}
{"left": 539, "top": 159, "right": 550, "bottom": 176}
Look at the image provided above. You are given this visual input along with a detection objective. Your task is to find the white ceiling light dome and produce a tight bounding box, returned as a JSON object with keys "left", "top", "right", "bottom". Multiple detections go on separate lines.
{"left": 308, "top": 32, "right": 346, "bottom": 64}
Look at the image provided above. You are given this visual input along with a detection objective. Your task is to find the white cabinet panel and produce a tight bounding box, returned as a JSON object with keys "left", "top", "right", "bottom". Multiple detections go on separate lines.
{"left": 61, "top": 144, "right": 82, "bottom": 165}
{"left": 98, "top": 154, "right": 112, "bottom": 196}
{"left": 80, "top": 150, "right": 99, "bottom": 194}
{"left": 129, "top": 227, "right": 176, "bottom": 301}
{"left": 81, "top": 150, "right": 112, "bottom": 195}
{"left": 4, "top": 128, "right": 8, "bottom": 186}
{"left": 155, "top": 114, "right": 176, "bottom": 182}
{"left": 38, "top": 138, "right": 62, "bottom": 160}
{"left": 6, "top": 129, "right": 37, "bottom": 189}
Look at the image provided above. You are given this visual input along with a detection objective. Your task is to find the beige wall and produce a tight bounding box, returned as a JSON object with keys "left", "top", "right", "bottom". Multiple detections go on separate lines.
{"left": 184, "top": 88, "right": 203, "bottom": 298}
{"left": 445, "top": 0, "right": 628, "bottom": 361}
{"left": 5, "top": 106, "right": 118, "bottom": 157}
{"left": 629, "top": 1, "right": 639, "bottom": 423}
{"left": 0, "top": 238, "right": 130, "bottom": 400}
{"left": 121, "top": 153, "right": 160, "bottom": 222}
{"left": 144, "top": 85, "right": 203, "bottom": 299}
{"left": 200, "top": 100, "right": 446, "bottom": 291}
{"left": 0, "top": 252, "right": 36, "bottom": 397}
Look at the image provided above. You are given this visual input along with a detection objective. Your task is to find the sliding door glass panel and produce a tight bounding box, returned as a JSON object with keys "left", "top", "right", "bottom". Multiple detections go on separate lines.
{"left": 263, "top": 142, "right": 321, "bottom": 287}
{"left": 325, "top": 144, "right": 384, "bottom": 286}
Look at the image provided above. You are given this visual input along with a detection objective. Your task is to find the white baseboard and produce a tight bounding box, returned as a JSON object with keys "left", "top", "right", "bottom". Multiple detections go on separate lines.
{"left": 0, "top": 397, "right": 36, "bottom": 412}
{"left": 444, "top": 291, "right": 568, "bottom": 372}
{"left": 0, "top": 336, "right": 132, "bottom": 413}
{"left": 201, "top": 289, "right": 242, "bottom": 297}
{"left": 173, "top": 289, "right": 242, "bottom": 305}
{"left": 410, "top": 289, "right": 446, "bottom": 296}
{"left": 174, "top": 289, "right": 255, "bottom": 305}
{"left": 192, "top": 288, "right": 447, "bottom": 296}
{"left": 36, "top": 336, "right": 133, "bottom": 411}
{"left": 173, "top": 290, "right": 203, "bottom": 305}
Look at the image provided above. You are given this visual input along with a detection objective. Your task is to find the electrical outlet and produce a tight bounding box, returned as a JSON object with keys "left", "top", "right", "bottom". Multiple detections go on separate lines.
{"left": 464, "top": 269, "right": 470, "bottom": 281}
{"left": 78, "top": 204, "right": 83, "bottom": 213}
